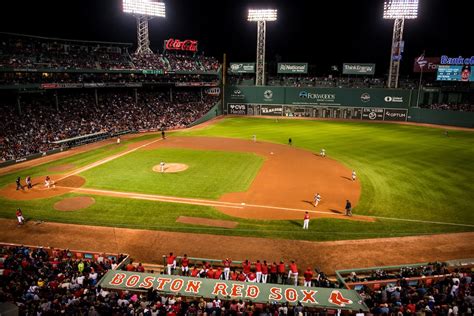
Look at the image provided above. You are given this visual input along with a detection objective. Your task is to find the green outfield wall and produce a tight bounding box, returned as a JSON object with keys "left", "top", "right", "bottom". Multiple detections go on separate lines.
{"left": 224, "top": 86, "right": 474, "bottom": 128}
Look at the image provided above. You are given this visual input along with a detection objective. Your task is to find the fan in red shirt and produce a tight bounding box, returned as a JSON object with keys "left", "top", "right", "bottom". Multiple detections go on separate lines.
{"left": 206, "top": 267, "right": 215, "bottom": 279}
{"left": 214, "top": 267, "right": 223, "bottom": 280}
{"left": 166, "top": 252, "right": 176, "bottom": 275}
{"left": 181, "top": 254, "right": 190, "bottom": 276}
{"left": 136, "top": 263, "right": 145, "bottom": 272}
{"left": 304, "top": 267, "right": 313, "bottom": 287}
{"left": 222, "top": 258, "right": 232, "bottom": 280}
{"left": 288, "top": 261, "right": 299, "bottom": 286}
{"left": 190, "top": 266, "right": 199, "bottom": 277}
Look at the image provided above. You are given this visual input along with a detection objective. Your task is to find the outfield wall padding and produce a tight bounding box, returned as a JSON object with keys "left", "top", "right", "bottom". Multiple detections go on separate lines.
{"left": 408, "top": 108, "right": 474, "bottom": 128}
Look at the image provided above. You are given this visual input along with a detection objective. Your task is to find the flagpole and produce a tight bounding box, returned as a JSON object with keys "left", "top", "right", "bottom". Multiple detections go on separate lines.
{"left": 416, "top": 65, "right": 423, "bottom": 108}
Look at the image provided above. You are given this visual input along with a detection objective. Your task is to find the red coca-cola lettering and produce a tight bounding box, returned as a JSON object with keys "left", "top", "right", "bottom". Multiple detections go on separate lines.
{"left": 165, "top": 39, "right": 198, "bottom": 52}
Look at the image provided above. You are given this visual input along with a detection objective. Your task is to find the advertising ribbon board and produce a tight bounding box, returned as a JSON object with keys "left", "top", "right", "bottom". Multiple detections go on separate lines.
{"left": 98, "top": 272, "right": 368, "bottom": 311}
{"left": 342, "top": 63, "right": 376, "bottom": 75}
{"left": 261, "top": 105, "right": 283, "bottom": 116}
{"left": 229, "top": 63, "right": 256, "bottom": 74}
{"left": 277, "top": 63, "right": 308, "bottom": 74}
{"left": 383, "top": 109, "right": 408, "bottom": 121}
{"left": 362, "top": 108, "right": 384, "bottom": 120}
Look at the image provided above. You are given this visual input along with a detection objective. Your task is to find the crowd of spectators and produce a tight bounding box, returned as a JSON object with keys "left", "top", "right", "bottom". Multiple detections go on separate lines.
{"left": 357, "top": 269, "right": 473, "bottom": 315}
{"left": 0, "top": 90, "right": 218, "bottom": 161}
{"left": 420, "top": 103, "right": 474, "bottom": 112}
{"left": 0, "top": 34, "right": 220, "bottom": 73}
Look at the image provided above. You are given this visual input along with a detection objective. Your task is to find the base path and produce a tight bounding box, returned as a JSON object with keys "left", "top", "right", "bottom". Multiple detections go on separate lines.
{"left": 2, "top": 219, "right": 472, "bottom": 273}
{"left": 150, "top": 137, "right": 362, "bottom": 220}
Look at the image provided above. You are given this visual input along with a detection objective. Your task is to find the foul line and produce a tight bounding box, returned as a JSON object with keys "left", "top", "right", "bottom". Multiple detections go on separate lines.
{"left": 56, "top": 137, "right": 163, "bottom": 183}
{"left": 58, "top": 186, "right": 474, "bottom": 228}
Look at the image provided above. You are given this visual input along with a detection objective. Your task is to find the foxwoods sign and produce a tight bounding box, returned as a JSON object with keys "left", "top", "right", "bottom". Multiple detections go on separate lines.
{"left": 299, "top": 91, "right": 336, "bottom": 101}
{"left": 277, "top": 63, "right": 308, "bottom": 74}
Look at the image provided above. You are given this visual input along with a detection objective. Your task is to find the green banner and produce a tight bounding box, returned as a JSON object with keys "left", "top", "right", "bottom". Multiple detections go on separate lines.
{"left": 342, "top": 63, "right": 376, "bottom": 75}
{"left": 98, "top": 271, "right": 367, "bottom": 311}
{"left": 229, "top": 63, "right": 255, "bottom": 74}
{"left": 225, "top": 86, "right": 411, "bottom": 108}
{"left": 277, "top": 63, "right": 308, "bottom": 74}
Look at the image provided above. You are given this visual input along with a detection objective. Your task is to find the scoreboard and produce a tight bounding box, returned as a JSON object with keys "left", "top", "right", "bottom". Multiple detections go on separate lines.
{"left": 437, "top": 65, "right": 473, "bottom": 81}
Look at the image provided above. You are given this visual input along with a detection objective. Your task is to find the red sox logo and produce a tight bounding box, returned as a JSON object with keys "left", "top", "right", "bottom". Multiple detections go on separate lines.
{"left": 328, "top": 290, "right": 353, "bottom": 307}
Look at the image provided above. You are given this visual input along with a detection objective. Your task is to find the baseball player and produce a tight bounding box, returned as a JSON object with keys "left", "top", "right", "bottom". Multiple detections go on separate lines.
{"left": 222, "top": 258, "right": 232, "bottom": 280}
{"left": 314, "top": 193, "right": 321, "bottom": 207}
{"left": 287, "top": 261, "right": 299, "bottom": 286}
{"left": 303, "top": 211, "right": 310, "bottom": 229}
{"left": 16, "top": 208, "right": 25, "bottom": 225}
{"left": 252, "top": 135, "right": 256, "bottom": 142}
{"left": 44, "top": 176, "right": 51, "bottom": 189}
{"left": 320, "top": 148, "right": 326, "bottom": 157}
{"left": 116, "top": 137, "right": 121, "bottom": 144}
{"left": 166, "top": 252, "right": 176, "bottom": 275}
{"left": 181, "top": 254, "right": 189, "bottom": 276}
{"left": 26, "top": 176, "right": 32, "bottom": 189}
{"left": 304, "top": 267, "right": 314, "bottom": 287}
{"left": 352, "top": 170, "right": 357, "bottom": 181}
{"left": 160, "top": 162, "right": 165, "bottom": 173}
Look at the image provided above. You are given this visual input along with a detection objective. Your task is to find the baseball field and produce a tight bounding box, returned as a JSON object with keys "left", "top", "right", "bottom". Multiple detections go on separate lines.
{"left": 0, "top": 117, "right": 473, "bottom": 245}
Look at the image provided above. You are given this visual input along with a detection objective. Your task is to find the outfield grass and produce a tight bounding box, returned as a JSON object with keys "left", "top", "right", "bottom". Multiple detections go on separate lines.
{"left": 80, "top": 148, "right": 263, "bottom": 199}
{"left": 180, "top": 117, "right": 474, "bottom": 224}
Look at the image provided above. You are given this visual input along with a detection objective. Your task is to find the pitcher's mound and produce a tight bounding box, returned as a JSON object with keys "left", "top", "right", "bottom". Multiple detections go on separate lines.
{"left": 152, "top": 163, "right": 188, "bottom": 173}
{"left": 54, "top": 196, "right": 95, "bottom": 211}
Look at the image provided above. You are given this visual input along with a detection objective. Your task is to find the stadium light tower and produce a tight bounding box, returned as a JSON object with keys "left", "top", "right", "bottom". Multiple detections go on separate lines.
{"left": 383, "top": 0, "right": 418, "bottom": 88}
{"left": 123, "top": 0, "right": 166, "bottom": 55}
{"left": 248, "top": 9, "right": 277, "bottom": 86}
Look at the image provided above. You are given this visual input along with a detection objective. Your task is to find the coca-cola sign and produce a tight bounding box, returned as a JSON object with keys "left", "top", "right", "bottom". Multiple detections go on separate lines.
{"left": 164, "top": 39, "right": 198, "bottom": 52}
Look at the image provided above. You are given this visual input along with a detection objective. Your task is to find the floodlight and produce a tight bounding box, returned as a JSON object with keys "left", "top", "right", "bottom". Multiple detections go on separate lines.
{"left": 123, "top": 0, "right": 166, "bottom": 17}
{"left": 247, "top": 9, "right": 277, "bottom": 22}
{"left": 123, "top": 0, "right": 166, "bottom": 55}
{"left": 247, "top": 9, "right": 277, "bottom": 86}
{"left": 383, "top": 0, "right": 418, "bottom": 19}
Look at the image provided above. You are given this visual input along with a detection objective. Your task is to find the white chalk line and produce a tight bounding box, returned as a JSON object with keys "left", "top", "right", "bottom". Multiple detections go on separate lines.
{"left": 55, "top": 137, "right": 163, "bottom": 183}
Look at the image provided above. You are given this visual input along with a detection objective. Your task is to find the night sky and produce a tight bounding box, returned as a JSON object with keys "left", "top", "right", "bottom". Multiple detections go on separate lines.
{"left": 0, "top": 0, "right": 471, "bottom": 76}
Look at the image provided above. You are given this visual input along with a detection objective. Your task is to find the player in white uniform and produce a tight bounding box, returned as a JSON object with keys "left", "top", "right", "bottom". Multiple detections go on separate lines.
{"left": 352, "top": 170, "right": 356, "bottom": 181}
{"left": 160, "top": 162, "right": 165, "bottom": 173}
{"left": 320, "top": 148, "right": 326, "bottom": 157}
{"left": 314, "top": 193, "right": 321, "bottom": 207}
{"left": 252, "top": 135, "right": 256, "bottom": 142}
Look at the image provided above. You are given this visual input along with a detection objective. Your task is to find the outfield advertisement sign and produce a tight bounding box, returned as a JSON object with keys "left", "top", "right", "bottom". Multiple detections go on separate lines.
{"left": 228, "top": 103, "right": 247, "bottom": 115}
{"left": 277, "top": 63, "right": 308, "bottom": 74}
{"left": 229, "top": 63, "right": 256, "bottom": 73}
{"left": 225, "top": 86, "right": 412, "bottom": 108}
{"left": 261, "top": 105, "right": 283, "bottom": 116}
{"left": 98, "top": 272, "right": 367, "bottom": 311}
{"left": 342, "top": 63, "right": 376, "bottom": 75}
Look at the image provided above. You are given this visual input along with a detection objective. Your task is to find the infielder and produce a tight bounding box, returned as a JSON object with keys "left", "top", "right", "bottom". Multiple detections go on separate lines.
{"left": 320, "top": 149, "right": 326, "bottom": 157}
{"left": 314, "top": 193, "right": 321, "bottom": 207}
{"left": 352, "top": 170, "right": 357, "bottom": 181}
{"left": 303, "top": 212, "right": 310, "bottom": 229}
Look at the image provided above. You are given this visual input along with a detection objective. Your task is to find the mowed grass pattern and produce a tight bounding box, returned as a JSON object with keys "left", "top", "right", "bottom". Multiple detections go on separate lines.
{"left": 180, "top": 117, "right": 474, "bottom": 224}
{"left": 80, "top": 148, "right": 264, "bottom": 199}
